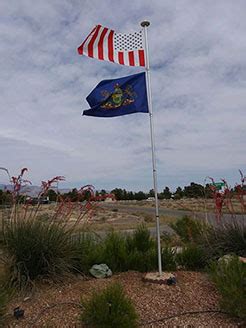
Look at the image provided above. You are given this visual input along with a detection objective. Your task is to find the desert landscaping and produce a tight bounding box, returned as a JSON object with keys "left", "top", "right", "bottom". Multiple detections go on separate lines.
{"left": 1, "top": 196, "right": 245, "bottom": 327}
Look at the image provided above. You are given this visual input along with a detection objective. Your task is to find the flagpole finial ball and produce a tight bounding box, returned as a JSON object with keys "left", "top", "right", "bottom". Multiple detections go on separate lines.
{"left": 141, "top": 21, "right": 150, "bottom": 27}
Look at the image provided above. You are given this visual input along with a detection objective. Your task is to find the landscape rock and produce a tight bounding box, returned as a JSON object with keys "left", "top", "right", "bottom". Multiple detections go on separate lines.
{"left": 89, "top": 264, "right": 112, "bottom": 279}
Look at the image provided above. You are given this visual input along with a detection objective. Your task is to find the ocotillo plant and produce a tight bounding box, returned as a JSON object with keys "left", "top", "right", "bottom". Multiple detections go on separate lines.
{"left": 0, "top": 167, "right": 97, "bottom": 287}
{"left": 208, "top": 170, "right": 246, "bottom": 222}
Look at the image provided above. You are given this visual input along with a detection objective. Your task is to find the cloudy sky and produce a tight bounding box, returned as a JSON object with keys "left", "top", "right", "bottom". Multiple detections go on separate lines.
{"left": 1, "top": 0, "right": 246, "bottom": 192}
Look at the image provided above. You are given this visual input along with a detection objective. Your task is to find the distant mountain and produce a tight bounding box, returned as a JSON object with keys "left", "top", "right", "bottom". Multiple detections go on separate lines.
{"left": 0, "top": 184, "right": 71, "bottom": 196}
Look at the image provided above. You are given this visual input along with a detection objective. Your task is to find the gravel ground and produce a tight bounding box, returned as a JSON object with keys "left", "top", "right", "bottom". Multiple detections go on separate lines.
{"left": 5, "top": 271, "right": 244, "bottom": 327}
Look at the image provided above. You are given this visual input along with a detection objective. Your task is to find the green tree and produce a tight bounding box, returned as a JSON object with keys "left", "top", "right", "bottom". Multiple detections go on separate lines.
{"left": 100, "top": 189, "right": 107, "bottom": 196}
{"left": 173, "top": 186, "right": 183, "bottom": 200}
{"left": 123, "top": 189, "right": 127, "bottom": 200}
{"left": 65, "top": 188, "right": 79, "bottom": 202}
{"left": 128, "top": 191, "right": 134, "bottom": 200}
{"left": 135, "top": 191, "right": 147, "bottom": 201}
{"left": 47, "top": 189, "right": 57, "bottom": 202}
{"left": 162, "top": 186, "right": 172, "bottom": 199}
{"left": 204, "top": 183, "right": 213, "bottom": 198}
{"left": 183, "top": 182, "right": 204, "bottom": 198}
{"left": 111, "top": 188, "right": 123, "bottom": 200}
{"left": 0, "top": 190, "right": 12, "bottom": 205}
{"left": 148, "top": 189, "right": 155, "bottom": 198}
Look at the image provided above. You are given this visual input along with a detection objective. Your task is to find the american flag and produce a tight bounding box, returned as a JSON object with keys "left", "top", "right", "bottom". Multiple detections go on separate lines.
{"left": 78, "top": 25, "right": 145, "bottom": 67}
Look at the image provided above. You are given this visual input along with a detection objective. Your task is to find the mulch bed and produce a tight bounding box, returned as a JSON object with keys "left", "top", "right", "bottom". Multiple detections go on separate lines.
{"left": 5, "top": 271, "right": 244, "bottom": 327}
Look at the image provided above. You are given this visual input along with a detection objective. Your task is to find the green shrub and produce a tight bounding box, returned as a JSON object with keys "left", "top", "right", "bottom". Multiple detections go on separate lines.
{"left": 127, "top": 248, "right": 157, "bottom": 272}
{"left": 76, "top": 225, "right": 157, "bottom": 274}
{"left": 2, "top": 220, "right": 78, "bottom": 287}
{"left": 209, "top": 256, "right": 246, "bottom": 318}
{"left": 74, "top": 225, "right": 158, "bottom": 275}
{"left": 198, "top": 222, "right": 246, "bottom": 261}
{"left": 73, "top": 232, "right": 101, "bottom": 274}
{"left": 125, "top": 224, "right": 156, "bottom": 272}
{"left": 126, "top": 224, "right": 154, "bottom": 253}
{"left": 81, "top": 282, "right": 138, "bottom": 327}
{"left": 170, "top": 216, "right": 206, "bottom": 243}
{"left": 161, "top": 246, "right": 177, "bottom": 271}
{"left": 176, "top": 244, "right": 206, "bottom": 270}
{"left": 99, "top": 231, "right": 128, "bottom": 273}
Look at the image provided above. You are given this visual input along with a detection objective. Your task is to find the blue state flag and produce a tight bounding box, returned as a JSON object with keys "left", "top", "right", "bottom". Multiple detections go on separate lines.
{"left": 83, "top": 72, "right": 149, "bottom": 118}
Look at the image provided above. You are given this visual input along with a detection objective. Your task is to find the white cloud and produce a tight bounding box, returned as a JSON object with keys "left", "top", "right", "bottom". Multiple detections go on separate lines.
{"left": 0, "top": 0, "right": 245, "bottom": 191}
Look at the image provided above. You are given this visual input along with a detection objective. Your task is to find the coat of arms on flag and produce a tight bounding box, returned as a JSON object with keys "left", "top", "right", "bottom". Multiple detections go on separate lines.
{"left": 83, "top": 72, "right": 148, "bottom": 117}
{"left": 100, "top": 83, "right": 136, "bottom": 109}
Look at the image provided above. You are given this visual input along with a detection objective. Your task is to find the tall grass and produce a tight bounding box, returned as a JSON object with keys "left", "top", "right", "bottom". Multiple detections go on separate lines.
{"left": 176, "top": 244, "right": 206, "bottom": 270}
{"left": 170, "top": 215, "right": 245, "bottom": 264}
{"left": 3, "top": 220, "right": 79, "bottom": 286}
{"left": 161, "top": 246, "right": 177, "bottom": 271}
{"left": 198, "top": 222, "right": 246, "bottom": 261}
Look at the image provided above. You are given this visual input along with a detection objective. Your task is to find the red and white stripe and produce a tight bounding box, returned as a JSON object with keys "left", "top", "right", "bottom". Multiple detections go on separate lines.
{"left": 78, "top": 25, "right": 145, "bottom": 67}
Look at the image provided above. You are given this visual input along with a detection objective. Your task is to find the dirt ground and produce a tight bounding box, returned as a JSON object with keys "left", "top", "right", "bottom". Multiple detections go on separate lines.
{"left": 117, "top": 198, "right": 244, "bottom": 214}
{"left": 1, "top": 200, "right": 245, "bottom": 327}
{"left": 5, "top": 271, "right": 244, "bottom": 327}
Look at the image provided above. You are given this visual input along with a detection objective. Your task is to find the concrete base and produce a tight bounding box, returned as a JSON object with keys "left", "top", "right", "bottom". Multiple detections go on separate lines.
{"left": 143, "top": 272, "right": 176, "bottom": 285}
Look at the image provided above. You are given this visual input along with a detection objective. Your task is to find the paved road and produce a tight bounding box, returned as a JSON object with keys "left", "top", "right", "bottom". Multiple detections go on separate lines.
{"left": 101, "top": 203, "right": 245, "bottom": 228}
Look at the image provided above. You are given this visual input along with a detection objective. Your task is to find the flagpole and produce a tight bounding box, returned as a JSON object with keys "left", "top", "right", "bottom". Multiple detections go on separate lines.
{"left": 141, "top": 21, "right": 162, "bottom": 276}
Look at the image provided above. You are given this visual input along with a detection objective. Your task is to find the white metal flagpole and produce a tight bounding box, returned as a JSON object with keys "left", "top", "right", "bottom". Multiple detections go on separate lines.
{"left": 141, "top": 20, "right": 162, "bottom": 276}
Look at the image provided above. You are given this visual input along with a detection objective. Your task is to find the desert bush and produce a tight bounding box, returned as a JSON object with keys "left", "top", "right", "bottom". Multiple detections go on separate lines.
{"left": 209, "top": 256, "right": 246, "bottom": 318}
{"left": 170, "top": 216, "right": 206, "bottom": 243}
{"left": 161, "top": 246, "right": 177, "bottom": 271}
{"left": 81, "top": 282, "right": 138, "bottom": 328}
{"left": 73, "top": 232, "right": 101, "bottom": 274}
{"left": 3, "top": 219, "right": 79, "bottom": 287}
{"left": 125, "top": 224, "right": 157, "bottom": 272}
{"left": 127, "top": 248, "right": 157, "bottom": 272}
{"left": 99, "top": 231, "right": 128, "bottom": 273}
{"left": 198, "top": 222, "right": 246, "bottom": 261}
{"left": 78, "top": 225, "right": 158, "bottom": 274}
{"left": 176, "top": 244, "right": 206, "bottom": 270}
{"left": 127, "top": 224, "right": 155, "bottom": 253}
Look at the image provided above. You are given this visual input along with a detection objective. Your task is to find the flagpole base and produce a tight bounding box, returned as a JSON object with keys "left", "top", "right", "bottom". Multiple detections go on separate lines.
{"left": 143, "top": 272, "right": 176, "bottom": 285}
